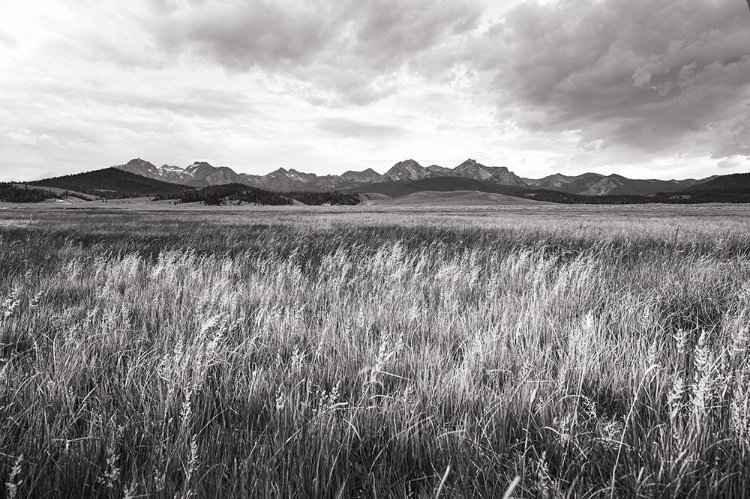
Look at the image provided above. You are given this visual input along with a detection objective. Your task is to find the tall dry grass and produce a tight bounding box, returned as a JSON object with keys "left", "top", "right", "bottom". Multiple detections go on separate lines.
{"left": 0, "top": 208, "right": 749, "bottom": 497}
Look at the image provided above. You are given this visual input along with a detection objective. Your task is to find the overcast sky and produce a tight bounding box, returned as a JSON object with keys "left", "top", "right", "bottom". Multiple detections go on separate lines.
{"left": 1, "top": 0, "right": 749, "bottom": 181}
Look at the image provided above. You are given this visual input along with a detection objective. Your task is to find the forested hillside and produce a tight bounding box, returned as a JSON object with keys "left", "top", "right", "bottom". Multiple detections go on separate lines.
{"left": 30, "top": 168, "right": 188, "bottom": 199}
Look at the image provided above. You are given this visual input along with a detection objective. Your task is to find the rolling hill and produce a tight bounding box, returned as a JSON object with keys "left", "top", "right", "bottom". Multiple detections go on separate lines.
{"left": 367, "top": 190, "right": 544, "bottom": 206}
{"left": 31, "top": 168, "right": 189, "bottom": 199}
{"left": 349, "top": 176, "right": 528, "bottom": 198}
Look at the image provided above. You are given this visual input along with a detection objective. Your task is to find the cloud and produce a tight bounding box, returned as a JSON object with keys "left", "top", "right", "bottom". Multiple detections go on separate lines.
{"left": 151, "top": 1, "right": 335, "bottom": 71}
{"left": 2, "top": 0, "right": 748, "bottom": 181}
{"left": 0, "top": 30, "right": 16, "bottom": 50}
{"left": 317, "top": 118, "right": 406, "bottom": 139}
{"left": 717, "top": 155, "right": 749, "bottom": 169}
{"left": 4, "top": 79, "right": 254, "bottom": 120}
{"left": 98, "top": 87, "right": 255, "bottom": 119}
{"left": 104, "top": 0, "right": 485, "bottom": 105}
{"left": 470, "top": 0, "right": 750, "bottom": 159}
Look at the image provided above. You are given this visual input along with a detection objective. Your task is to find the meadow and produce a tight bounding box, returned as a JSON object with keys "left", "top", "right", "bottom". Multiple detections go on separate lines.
{"left": 1, "top": 204, "right": 750, "bottom": 498}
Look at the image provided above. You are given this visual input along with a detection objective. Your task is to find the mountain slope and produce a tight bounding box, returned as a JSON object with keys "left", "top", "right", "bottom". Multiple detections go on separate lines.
{"left": 523, "top": 172, "right": 710, "bottom": 196}
{"left": 242, "top": 168, "right": 351, "bottom": 192}
{"left": 453, "top": 159, "right": 527, "bottom": 187}
{"left": 382, "top": 160, "right": 421, "bottom": 182}
{"left": 685, "top": 173, "right": 750, "bottom": 192}
{"left": 31, "top": 168, "right": 189, "bottom": 199}
{"left": 116, "top": 159, "right": 246, "bottom": 187}
{"left": 341, "top": 168, "right": 383, "bottom": 184}
{"left": 116, "top": 159, "right": 363, "bottom": 192}
{"left": 116, "top": 158, "right": 191, "bottom": 185}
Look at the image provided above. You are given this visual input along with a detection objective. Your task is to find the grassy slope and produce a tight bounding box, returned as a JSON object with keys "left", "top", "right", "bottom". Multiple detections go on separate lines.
{"left": 370, "top": 189, "right": 543, "bottom": 206}
{"left": 12, "top": 183, "right": 99, "bottom": 201}
{"left": 349, "top": 176, "right": 528, "bottom": 197}
{"left": 1, "top": 209, "right": 750, "bottom": 497}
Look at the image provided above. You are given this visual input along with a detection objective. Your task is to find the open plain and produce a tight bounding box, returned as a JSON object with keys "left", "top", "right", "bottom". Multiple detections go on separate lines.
{"left": 1, "top": 203, "right": 750, "bottom": 498}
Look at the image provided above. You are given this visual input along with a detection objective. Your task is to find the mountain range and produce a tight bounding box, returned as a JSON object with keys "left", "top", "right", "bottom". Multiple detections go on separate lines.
{"left": 115, "top": 158, "right": 712, "bottom": 197}
{"left": 14, "top": 164, "right": 747, "bottom": 206}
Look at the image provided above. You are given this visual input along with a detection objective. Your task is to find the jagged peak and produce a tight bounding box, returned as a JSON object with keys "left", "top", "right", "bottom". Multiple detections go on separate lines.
{"left": 392, "top": 159, "right": 422, "bottom": 168}
{"left": 287, "top": 168, "right": 314, "bottom": 176}
{"left": 341, "top": 168, "right": 382, "bottom": 179}
{"left": 122, "top": 158, "right": 156, "bottom": 168}
{"left": 455, "top": 159, "right": 510, "bottom": 171}
{"left": 457, "top": 158, "right": 479, "bottom": 167}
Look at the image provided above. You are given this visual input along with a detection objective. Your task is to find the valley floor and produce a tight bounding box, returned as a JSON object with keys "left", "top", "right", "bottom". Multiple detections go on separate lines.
{"left": 1, "top": 204, "right": 750, "bottom": 497}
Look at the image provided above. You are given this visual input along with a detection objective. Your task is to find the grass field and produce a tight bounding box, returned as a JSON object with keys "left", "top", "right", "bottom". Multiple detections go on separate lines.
{"left": 1, "top": 205, "right": 750, "bottom": 498}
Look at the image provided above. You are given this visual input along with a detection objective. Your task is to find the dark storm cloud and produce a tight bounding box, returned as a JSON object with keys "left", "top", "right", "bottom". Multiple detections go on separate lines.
{"left": 152, "top": 1, "right": 334, "bottom": 71}
{"left": 345, "top": 0, "right": 482, "bottom": 71}
{"left": 5, "top": 0, "right": 748, "bottom": 180}
{"left": 134, "top": 0, "right": 749, "bottom": 158}
{"left": 471, "top": 0, "right": 750, "bottom": 158}
{"left": 317, "top": 118, "right": 405, "bottom": 139}
{"left": 141, "top": 0, "right": 483, "bottom": 104}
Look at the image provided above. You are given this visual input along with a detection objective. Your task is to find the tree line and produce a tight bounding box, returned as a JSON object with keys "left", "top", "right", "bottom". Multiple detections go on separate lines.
{"left": 171, "top": 183, "right": 361, "bottom": 206}
{"left": 174, "top": 183, "right": 292, "bottom": 205}
{"left": 0, "top": 184, "right": 59, "bottom": 203}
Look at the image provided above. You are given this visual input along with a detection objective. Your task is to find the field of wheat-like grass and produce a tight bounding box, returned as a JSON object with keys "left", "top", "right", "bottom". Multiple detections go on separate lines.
{"left": 1, "top": 207, "right": 750, "bottom": 498}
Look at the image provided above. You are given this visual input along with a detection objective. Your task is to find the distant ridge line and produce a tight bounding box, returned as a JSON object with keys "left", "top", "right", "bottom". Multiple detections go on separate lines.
{"left": 113, "top": 157, "right": 715, "bottom": 196}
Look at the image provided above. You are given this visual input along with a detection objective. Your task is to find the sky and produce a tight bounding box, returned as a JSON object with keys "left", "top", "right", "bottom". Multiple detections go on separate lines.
{"left": 0, "top": 0, "right": 749, "bottom": 182}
